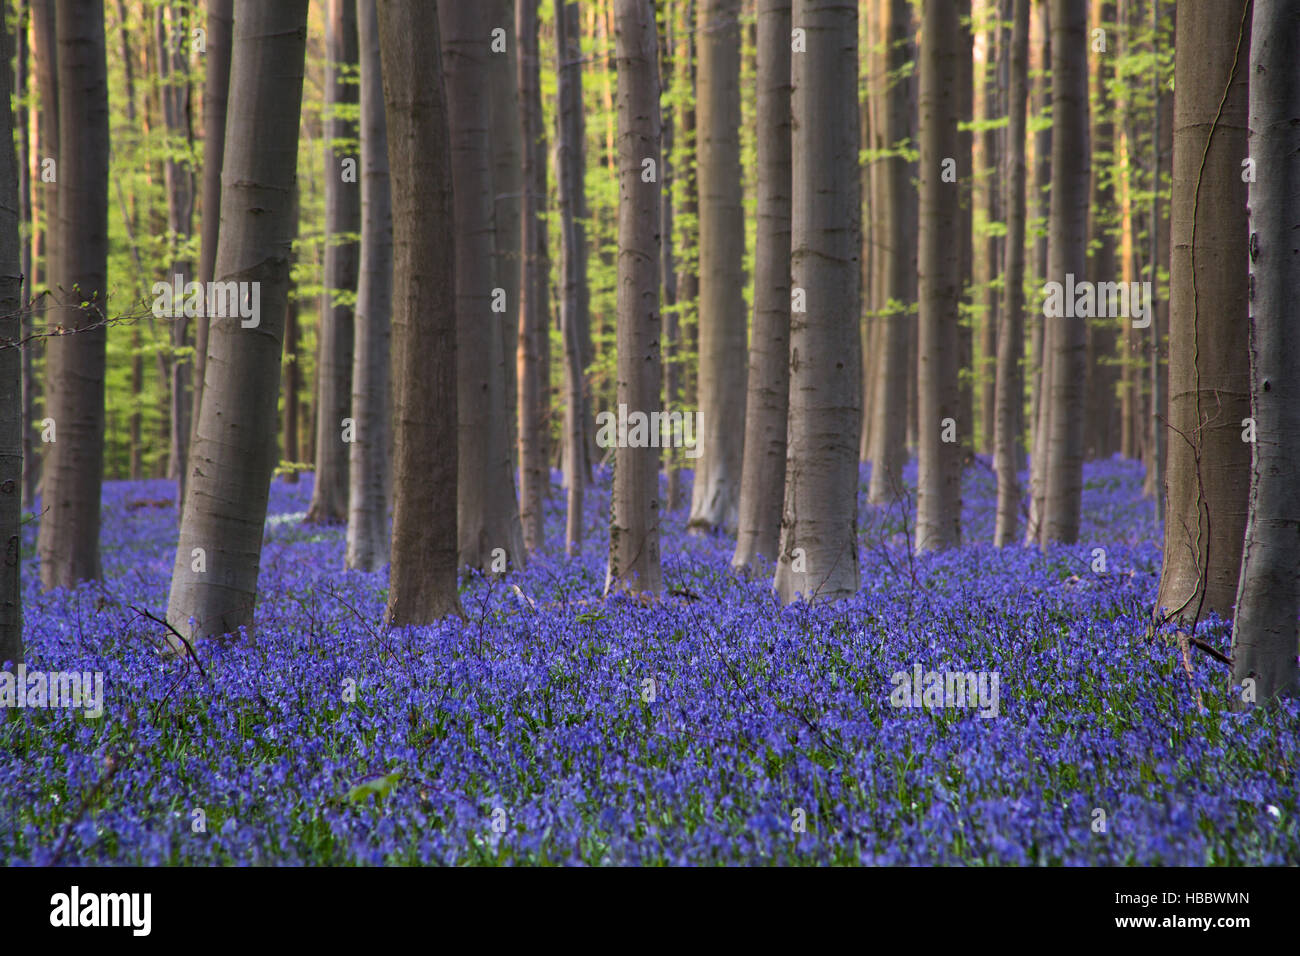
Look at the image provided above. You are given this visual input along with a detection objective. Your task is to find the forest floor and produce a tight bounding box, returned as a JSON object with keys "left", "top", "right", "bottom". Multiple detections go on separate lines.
{"left": 3, "top": 458, "right": 1298, "bottom": 865}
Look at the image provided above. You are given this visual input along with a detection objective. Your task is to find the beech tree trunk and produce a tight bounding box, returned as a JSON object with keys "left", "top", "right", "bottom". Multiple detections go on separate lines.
{"left": 687, "top": 0, "right": 746, "bottom": 535}
{"left": 557, "top": 0, "right": 585, "bottom": 555}
{"left": 1155, "top": 0, "right": 1251, "bottom": 625}
{"left": 866, "top": 0, "right": 913, "bottom": 507}
{"left": 0, "top": 4, "right": 22, "bottom": 666}
{"left": 732, "top": 0, "right": 790, "bottom": 569}
{"left": 37, "top": 0, "right": 109, "bottom": 591}
{"left": 488, "top": 0, "right": 521, "bottom": 467}
{"left": 345, "top": 0, "right": 392, "bottom": 572}
{"left": 773, "top": 0, "right": 860, "bottom": 603}
{"left": 165, "top": 0, "right": 309, "bottom": 639}
{"left": 378, "top": 0, "right": 462, "bottom": 624}
{"left": 994, "top": 0, "right": 1029, "bottom": 547}
{"left": 1231, "top": 0, "right": 1300, "bottom": 704}
{"left": 1040, "top": 0, "right": 1089, "bottom": 546}
{"left": 915, "top": 0, "right": 963, "bottom": 552}
{"left": 606, "top": 0, "right": 662, "bottom": 596}
{"left": 306, "top": 0, "right": 360, "bottom": 525}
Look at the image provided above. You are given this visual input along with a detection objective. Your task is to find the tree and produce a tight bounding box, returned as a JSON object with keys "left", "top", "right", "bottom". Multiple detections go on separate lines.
{"left": 1155, "top": 0, "right": 1251, "bottom": 625}
{"left": 687, "top": 0, "right": 746, "bottom": 535}
{"left": 1039, "top": 0, "right": 1089, "bottom": 546}
{"left": 191, "top": 0, "right": 233, "bottom": 449}
{"left": 516, "top": 0, "right": 547, "bottom": 553}
{"left": 915, "top": 0, "right": 963, "bottom": 552}
{"left": 306, "top": 0, "right": 360, "bottom": 526}
{"left": 165, "top": 0, "right": 309, "bottom": 640}
{"left": 378, "top": 0, "right": 462, "bottom": 623}
{"left": 732, "top": 0, "right": 790, "bottom": 570}
{"left": 1230, "top": 0, "right": 1299, "bottom": 704}
{"left": 556, "top": 0, "right": 586, "bottom": 555}
{"left": 345, "top": 0, "right": 392, "bottom": 573}
{"left": 1, "top": 4, "right": 22, "bottom": 665}
{"left": 773, "top": 0, "right": 860, "bottom": 603}
{"left": 865, "top": 0, "right": 914, "bottom": 507}
{"left": 37, "top": 0, "right": 109, "bottom": 591}
{"left": 436, "top": 0, "right": 525, "bottom": 573}
{"left": 994, "top": 0, "right": 1029, "bottom": 546}
{"left": 606, "top": 0, "right": 662, "bottom": 597}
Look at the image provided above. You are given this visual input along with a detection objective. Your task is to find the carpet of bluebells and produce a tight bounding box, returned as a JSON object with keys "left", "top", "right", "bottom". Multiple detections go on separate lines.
{"left": 2, "top": 458, "right": 1297, "bottom": 866}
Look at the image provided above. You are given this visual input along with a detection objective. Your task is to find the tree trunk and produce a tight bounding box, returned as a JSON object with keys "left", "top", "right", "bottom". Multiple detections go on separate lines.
{"left": 659, "top": 1, "right": 680, "bottom": 513}
{"left": 0, "top": 3, "right": 22, "bottom": 666}
{"left": 437, "top": 0, "right": 526, "bottom": 573}
{"left": 191, "top": 0, "right": 233, "bottom": 451}
{"left": 165, "top": 0, "right": 309, "bottom": 640}
{"left": 306, "top": 0, "right": 359, "bottom": 525}
{"left": 1231, "top": 0, "right": 1300, "bottom": 704}
{"left": 866, "top": 0, "right": 914, "bottom": 507}
{"left": 557, "top": 0, "right": 585, "bottom": 555}
{"left": 668, "top": 1, "right": 697, "bottom": 511}
{"left": 687, "top": 0, "right": 746, "bottom": 535}
{"left": 994, "top": 0, "right": 1029, "bottom": 546}
{"left": 345, "top": 0, "right": 392, "bottom": 572}
{"left": 377, "top": 0, "right": 462, "bottom": 623}
{"left": 956, "top": 3, "right": 974, "bottom": 457}
{"left": 1155, "top": 0, "right": 1251, "bottom": 625}
{"left": 774, "top": 0, "right": 860, "bottom": 602}
{"left": 1143, "top": 0, "right": 1172, "bottom": 508}
{"left": 37, "top": 0, "right": 108, "bottom": 591}
{"left": 605, "top": 0, "right": 662, "bottom": 596}
{"left": 516, "top": 0, "right": 547, "bottom": 553}
{"left": 16, "top": 8, "right": 35, "bottom": 513}
{"left": 1024, "top": 0, "right": 1050, "bottom": 542}
{"left": 915, "top": 0, "right": 963, "bottom": 552}
{"left": 733, "top": 0, "right": 790, "bottom": 569}
{"left": 488, "top": 0, "right": 521, "bottom": 470}
{"left": 978, "top": 0, "right": 1005, "bottom": 457}
{"left": 1040, "top": 0, "right": 1089, "bottom": 545}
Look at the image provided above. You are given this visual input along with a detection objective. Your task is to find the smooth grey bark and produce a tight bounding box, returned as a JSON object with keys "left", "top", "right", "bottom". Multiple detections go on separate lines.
{"left": 345, "top": 0, "right": 391, "bottom": 572}
{"left": 191, "top": 0, "right": 233, "bottom": 449}
{"left": 914, "top": 0, "right": 963, "bottom": 553}
{"left": 437, "top": 0, "right": 525, "bottom": 573}
{"left": 732, "top": 0, "right": 790, "bottom": 569}
{"left": 557, "top": 0, "right": 585, "bottom": 555}
{"left": 487, "top": 0, "right": 521, "bottom": 468}
{"left": 994, "top": 0, "right": 1029, "bottom": 547}
{"left": 378, "top": 0, "right": 462, "bottom": 624}
{"left": 165, "top": 0, "right": 309, "bottom": 640}
{"left": 773, "top": 0, "right": 860, "bottom": 603}
{"left": 1230, "top": 0, "right": 1299, "bottom": 704}
{"left": 978, "top": 0, "right": 1004, "bottom": 457}
{"left": 516, "top": 0, "right": 546, "bottom": 554}
{"left": 659, "top": 0, "right": 679, "bottom": 510}
{"left": 156, "top": 1, "right": 195, "bottom": 500}
{"left": 669, "top": 1, "right": 697, "bottom": 512}
{"left": 1024, "top": 0, "right": 1050, "bottom": 543}
{"left": 1143, "top": 0, "right": 1171, "bottom": 508}
{"left": 1040, "top": 0, "right": 1089, "bottom": 546}
{"left": 306, "top": 0, "right": 360, "bottom": 525}
{"left": 16, "top": 10, "right": 33, "bottom": 514}
{"left": 37, "top": 0, "right": 108, "bottom": 591}
{"left": 606, "top": 0, "right": 662, "bottom": 597}
{"left": 687, "top": 0, "right": 746, "bottom": 535}
{"left": 0, "top": 5, "right": 22, "bottom": 666}
{"left": 1155, "top": 0, "right": 1251, "bottom": 625}
{"left": 865, "top": 0, "right": 913, "bottom": 507}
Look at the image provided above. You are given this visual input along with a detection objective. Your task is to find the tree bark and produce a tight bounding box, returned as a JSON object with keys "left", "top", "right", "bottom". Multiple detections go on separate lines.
{"left": 306, "top": 0, "right": 360, "bottom": 525}
{"left": 488, "top": 0, "right": 521, "bottom": 470}
{"left": 1231, "top": 0, "right": 1300, "bottom": 704}
{"left": 994, "top": 0, "right": 1029, "bottom": 546}
{"left": 1040, "top": 0, "right": 1090, "bottom": 546}
{"left": 557, "top": 0, "right": 585, "bottom": 555}
{"left": 732, "top": 0, "right": 790, "bottom": 569}
{"left": 165, "top": 0, "right": 309, "bottom": 640}
{"left": 687, "top": 0, "right": 746, "bottom": 535}
{"left": 37, "top": 0, "right": 109, "bottom": 590}
{"left": 345, "top": 0, "right": 392, "bottom": 572}
{"left": 866, "top": 0, "right": 914, "bottom": 507}
{"left": 915, "top": 0, "right": 963, "bottom": 552}
{"left": 0, "top": 3, "right": 23, "bottom": 666}
{"left": 605, "top": 0, "right": 663, "bottom": 596}
{"left": 773, "top": 0, "right": 860, "bottom": 602}
{"left": 378, "top": 0, "right": 462, "bottom": 623}
{"left": 1155, "top": 0, "right": 1251, "bottom": 625}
